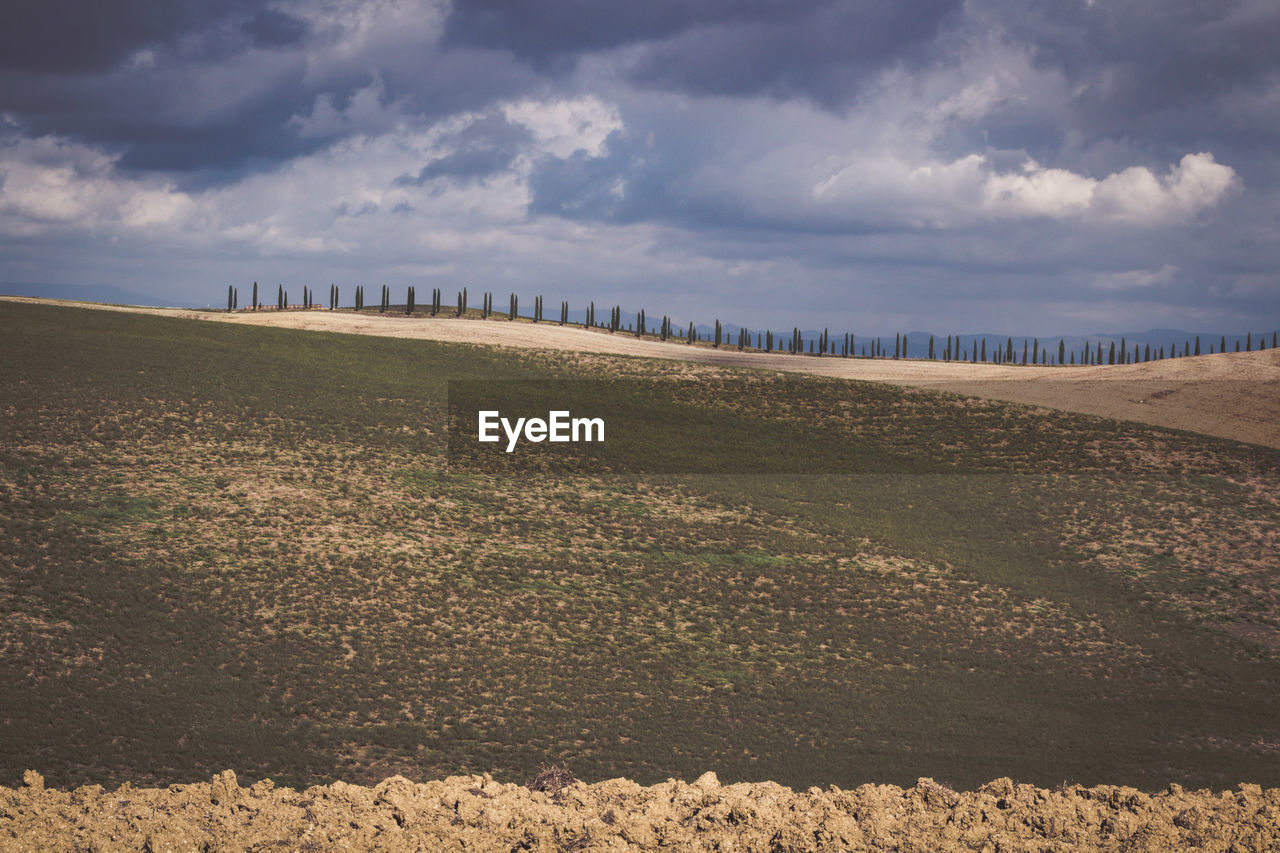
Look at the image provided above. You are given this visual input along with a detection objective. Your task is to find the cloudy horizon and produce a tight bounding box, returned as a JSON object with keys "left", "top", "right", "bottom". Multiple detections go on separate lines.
{"left": 2, "top": 0, "right": 1278, "bottom": 336}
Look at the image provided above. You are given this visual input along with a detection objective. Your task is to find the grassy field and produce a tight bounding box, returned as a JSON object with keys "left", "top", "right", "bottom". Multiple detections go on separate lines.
{"left": 2, "top": 300, "right": 1278, "bottom": 793}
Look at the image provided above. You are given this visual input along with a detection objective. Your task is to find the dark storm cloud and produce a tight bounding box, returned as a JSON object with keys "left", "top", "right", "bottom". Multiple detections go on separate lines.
{"left": 970, "top": 0, "right": 1280, "bottom": 163}
{"left": 0, "top": 2, "right": 548, "bottom": 180}
{"left": 526, "top": 140, "right": 634, "bottom": 221}
{"left": 0, "top": 66, "right": 324, "bottom": 177}
{"left": 0, "top": 0, "right": 320, "bottom": 179}
{"left": 241, "top": 9, "right": 310, "bottom": 48}
{"left": 0, "top": 0, "right": 271, "bottom": 73}
{"left": 443, "top": 0, "right": 806, "bottom": 61}
{"left": 624, "top": 2, "right": 962, "bottom": 105}
{"left": 395, "top": 114, "right": 532, "bottom": 188}
{"left": 444, "top": 0, "right": 963, "bottom": 104}
{"left": 1001, "top": 0, "right": 1280, "bottom": 109}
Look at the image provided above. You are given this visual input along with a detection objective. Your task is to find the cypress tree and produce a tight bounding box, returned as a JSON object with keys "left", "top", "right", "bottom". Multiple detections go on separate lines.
{"left": 1221, "top": 335, "right": 1226, "bottom": 354}
{"left": 1108, "top": 341, "right": 1115, "bottom": 364}
{"left": 1194, "top": 335, "right": 1200, "bottom": 356}
{"left": 227, "top": 285, "right": 234, "bottom": 312}
{"left": 894, "top": 333, "right": 900, "bottom": 359}
{"left": 1022, "top": 340, "right": 1028, "bottom": 366}
{"left": 252, "top": 281, "right": 258, "bottom": 311}
{"left": 928, "top": 335, "right": 935, "bottom": 360}
{"left": 1058, "top": 339, "right": 1065, "bottom": 365}
{"left": 688, "top": 321, "right": 695, "bottom": 344}
{"left": 1144, "top": 342, "right": 1150, "bottom": 362}
{"left": 278, "top": 284, "right": 284, "bottom": 310}
{"left": 1247, "top": 332, "right": 1252, "bottom": 351}
{"left": 980, "top": 339, "right": 986, "bottom": 362}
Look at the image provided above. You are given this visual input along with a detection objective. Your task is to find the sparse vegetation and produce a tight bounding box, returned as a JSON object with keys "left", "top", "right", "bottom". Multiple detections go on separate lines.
{"left": 1, "top": 300, "right": 1278, "bottom": 797}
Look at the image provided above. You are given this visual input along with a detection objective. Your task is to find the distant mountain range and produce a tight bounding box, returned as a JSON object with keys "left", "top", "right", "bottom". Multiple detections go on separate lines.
{"left": 569, "top": 309, "right": 1275, "bottom": 363}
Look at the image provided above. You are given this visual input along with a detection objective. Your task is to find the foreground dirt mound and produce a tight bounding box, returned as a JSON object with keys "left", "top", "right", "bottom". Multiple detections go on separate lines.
{"left": 3, "top": 770, "right": 1278, "bottom": 852}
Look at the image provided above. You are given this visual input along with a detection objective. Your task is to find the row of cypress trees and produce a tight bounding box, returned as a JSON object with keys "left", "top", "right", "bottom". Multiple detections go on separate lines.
{"left": 223, "top": 282, "right": 1278, "bottom": 362}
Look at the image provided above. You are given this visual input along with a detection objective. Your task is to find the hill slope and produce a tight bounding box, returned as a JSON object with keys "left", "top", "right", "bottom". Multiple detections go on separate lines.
{"left": 2, "top": 299, "right": 1278, "bottom": 800}
{"left": 5, "top": 296, "right": 1277, "bottom": 448}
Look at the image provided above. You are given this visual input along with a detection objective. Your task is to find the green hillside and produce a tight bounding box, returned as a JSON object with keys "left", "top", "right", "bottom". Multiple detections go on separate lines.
{"left": 2, "top": 300, "right": 1278, "bottom": 792}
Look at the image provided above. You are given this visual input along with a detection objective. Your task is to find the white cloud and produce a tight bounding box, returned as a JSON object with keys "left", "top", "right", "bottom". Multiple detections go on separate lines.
{"left": 502, "top": 96, "right": 623, "bottom": 159}
{"left": 0, "top": 136, "right": 193, "bottom": 233}
{"left": 1091, "top": 153, "right": 1239, "bottom": 224}
{"left": 812, "top": 150, "right": 1238, "bottom": 228}
{"left": 983, "top": 159, "right": 1098, "bottom": 218}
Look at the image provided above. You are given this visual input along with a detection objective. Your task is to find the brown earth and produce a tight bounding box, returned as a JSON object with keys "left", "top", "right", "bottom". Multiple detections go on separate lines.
{"left": 3, "top": 769, "right": 1278, "bottom": 852}
{"left": 5, "top": 296, "right": 1277, "bottom": 449}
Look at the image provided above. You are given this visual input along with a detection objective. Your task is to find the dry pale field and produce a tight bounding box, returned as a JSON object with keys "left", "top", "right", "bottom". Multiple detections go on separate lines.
{"left": 5, "top": 295, "right": 1279, "bottom": 449}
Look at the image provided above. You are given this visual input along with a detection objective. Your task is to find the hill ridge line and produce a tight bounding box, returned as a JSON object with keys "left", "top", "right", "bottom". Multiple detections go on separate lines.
{"left": 6, "top": 295, "right": 1278, "bottom": 449}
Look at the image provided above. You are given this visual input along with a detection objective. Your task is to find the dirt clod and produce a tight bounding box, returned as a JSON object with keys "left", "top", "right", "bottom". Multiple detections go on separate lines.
{"left": 2, "top": 771, "right": 1277, "bottom": 852}
{"left": 527, "top": 764, "right": 579, "bottom": 803}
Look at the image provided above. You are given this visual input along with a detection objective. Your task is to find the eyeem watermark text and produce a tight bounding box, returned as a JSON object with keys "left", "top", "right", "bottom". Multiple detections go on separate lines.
{"left": 478, "top": 410, "right": 605, "bottom": 452}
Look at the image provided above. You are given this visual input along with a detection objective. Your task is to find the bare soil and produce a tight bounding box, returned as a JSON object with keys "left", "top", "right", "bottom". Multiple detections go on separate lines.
{"left": 3, "top": 770, "right": 1277, "bottom": 852}
{"left": 6, "top": 296, "right": 1277, "bottom": 449}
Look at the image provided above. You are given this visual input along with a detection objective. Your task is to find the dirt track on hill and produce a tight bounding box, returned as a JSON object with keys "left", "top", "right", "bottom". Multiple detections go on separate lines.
{"left": 4, "top": 770, "right": 1278, "bottom": 852}
{"left": 5, "top": 296, "right": 1279, "bottom": 449}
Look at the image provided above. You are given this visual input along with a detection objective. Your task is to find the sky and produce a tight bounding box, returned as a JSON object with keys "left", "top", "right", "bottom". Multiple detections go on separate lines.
{"left": 2, "top": 0, "right": 1278, "bottom": 335}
